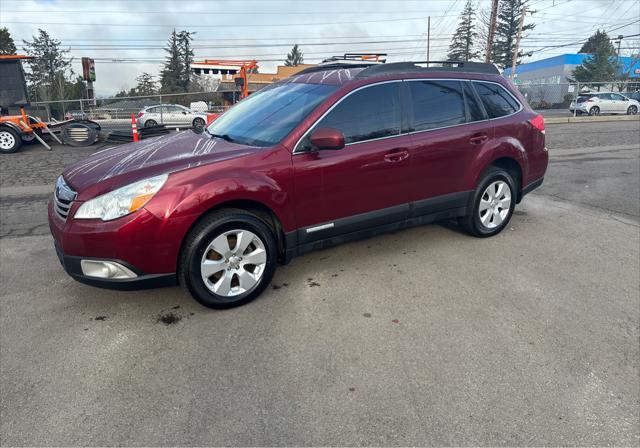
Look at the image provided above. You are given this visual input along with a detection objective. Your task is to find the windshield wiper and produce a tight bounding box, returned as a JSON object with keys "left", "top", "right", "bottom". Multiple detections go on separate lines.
{"left": 209, "top": 132, "right": 236, "bottom": 143}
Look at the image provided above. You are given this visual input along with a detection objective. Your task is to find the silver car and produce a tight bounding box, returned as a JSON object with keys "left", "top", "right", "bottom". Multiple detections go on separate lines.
{"left": 137, "top": 104, "right": 208, "bottom": 129}
{"left": 569, "top": 92, "right": 639, "bottom": 116}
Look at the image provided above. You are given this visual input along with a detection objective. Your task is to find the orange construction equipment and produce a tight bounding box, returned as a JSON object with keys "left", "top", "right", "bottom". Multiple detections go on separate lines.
{"left": 190, "top": 59, "right": 258, "bottom": 100}
{"left": 0, "top": 54, "right": 61, "bottom": 152}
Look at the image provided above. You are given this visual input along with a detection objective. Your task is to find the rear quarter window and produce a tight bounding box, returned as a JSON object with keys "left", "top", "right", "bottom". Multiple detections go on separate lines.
{"left": 474, "top": 82, "right": 520, "bottom": 118}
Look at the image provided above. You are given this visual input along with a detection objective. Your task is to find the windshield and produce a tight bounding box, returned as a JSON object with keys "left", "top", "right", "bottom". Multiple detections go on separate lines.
{"left": 206, "top": 82, "right": 338, "bottom": 147}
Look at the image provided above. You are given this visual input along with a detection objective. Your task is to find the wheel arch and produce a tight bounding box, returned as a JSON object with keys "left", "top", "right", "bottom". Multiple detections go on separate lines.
{"left": 177, "top": 198, "right": 288, "bottom": 273}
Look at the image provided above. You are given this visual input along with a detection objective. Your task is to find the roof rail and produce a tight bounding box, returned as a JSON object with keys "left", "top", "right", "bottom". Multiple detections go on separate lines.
{"left": 356, "top": 60, "right": 500, "bottom": 78}
{"left": 294, "top": 63, "right": 376, "bottom": 75}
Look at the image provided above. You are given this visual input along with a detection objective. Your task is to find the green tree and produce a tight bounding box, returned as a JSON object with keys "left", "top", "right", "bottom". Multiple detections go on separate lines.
{"left": 572, "top": 30, "right": 619, "bottom": 87}
{"left": 578, "top": 30, "right": 616, "bottom": 54}
{"left": 491, "top": 0, "right": 534, "bottom": 68}
{"left": 447, "top": 0, "right": 481, "bottom": 62}
{"left": 135, "top": 72, "right": 158, "bottom": 96}
{"left": 177, "top": 30, "right": 195, "bottom": 91}
{"left": 284, "top": 44, "right": 304, "bottom": 66}
{"left": 0, "top": 27, "right": 17, "bottom": 55}
{"left": 22, "top": 29, "right": 74, "bottom": 101}
{"left": 160, "top": 30, "right": 184, "bottom": 94}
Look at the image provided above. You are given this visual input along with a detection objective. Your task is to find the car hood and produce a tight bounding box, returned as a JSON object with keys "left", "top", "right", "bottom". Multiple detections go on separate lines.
{"left": 63, "top": 130, "right": 261, "bottom": 193}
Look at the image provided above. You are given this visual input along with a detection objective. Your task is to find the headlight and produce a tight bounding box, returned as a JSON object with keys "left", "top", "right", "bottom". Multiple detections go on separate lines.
{"left": 75, "top": 174, "right": 168, "bottom": 221}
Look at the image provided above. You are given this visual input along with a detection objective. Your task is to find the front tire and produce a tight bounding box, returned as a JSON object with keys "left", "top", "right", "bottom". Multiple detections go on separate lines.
{"left": 0, "top": 128, "right": 22, "bottom": 154}
{"left": 627, "top": 105, "right": 638, "bottom": 115}
{"left": 459, "top": 167, "right": 516, "bottom": 237}
{"left": 179, "top": 209, "right": 277, "bottom": 309}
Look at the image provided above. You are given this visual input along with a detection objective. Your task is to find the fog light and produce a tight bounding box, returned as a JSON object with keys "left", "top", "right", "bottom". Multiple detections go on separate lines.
{"left": 81, "top": 260, "right": 138, "bottom": 279}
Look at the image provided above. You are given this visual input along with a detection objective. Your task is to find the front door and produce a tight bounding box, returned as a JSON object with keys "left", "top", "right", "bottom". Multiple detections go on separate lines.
{"left": 292, "top": 81, "right": 414, "bottom": 243}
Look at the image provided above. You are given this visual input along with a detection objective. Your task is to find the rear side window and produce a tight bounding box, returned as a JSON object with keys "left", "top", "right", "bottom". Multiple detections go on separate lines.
{"left": 313, "top": 82, "right": 401, "bottom": 144}
{"left": 474, "top": 82, "right": 520, "bottom": 118}
{"left": 407, "top": 80, "right": 466, "bottom": 131}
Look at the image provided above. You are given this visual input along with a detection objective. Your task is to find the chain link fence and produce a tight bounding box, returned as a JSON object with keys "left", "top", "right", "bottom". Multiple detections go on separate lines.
{"left": 514, "top": 80, "right": 640, "bottom": 115}
{"left": 15, "top": 79, "right": 640, "bottom": 144}
{"left": 22, "top": 91, "right": 239, "bottom": 137}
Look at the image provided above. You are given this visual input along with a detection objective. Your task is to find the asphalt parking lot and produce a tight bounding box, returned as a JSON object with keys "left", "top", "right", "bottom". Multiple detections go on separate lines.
{"left": 1, "top": 120, "right": 639, "bottom": 445}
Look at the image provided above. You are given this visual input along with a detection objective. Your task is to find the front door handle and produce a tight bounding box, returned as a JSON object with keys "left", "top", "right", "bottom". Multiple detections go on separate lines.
{"left": 384, "top": 148, "right": 409, "bottom": 163}
{"left": 469, "top": 133, "right": 488, "bottom": 145}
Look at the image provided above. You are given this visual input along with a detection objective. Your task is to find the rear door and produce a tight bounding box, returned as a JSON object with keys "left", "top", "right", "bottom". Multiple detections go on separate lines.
{"left": 597, "top": 93, "right": 614, "bottom": 112}
{"left": 404, "top": 79, "right": 492, "bottom": 212}
{"left": 611, "top": 93, "right": 628, "bottom": 113}
{"left": 292, "top": 81, "right": 415, "bottom": 241}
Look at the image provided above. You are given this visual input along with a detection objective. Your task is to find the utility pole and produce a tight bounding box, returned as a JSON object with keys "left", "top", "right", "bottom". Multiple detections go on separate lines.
{"left": 485, "top": 0, "right": 499, "bottom": 63}
{"left": 616, "top": 34, "right": 624, "bottom": 55}
{"left": 427, "top": 16, "right": 431, "bottom": 62}
{"left": 510, "top": 5, "right": 527, "bottom": 80}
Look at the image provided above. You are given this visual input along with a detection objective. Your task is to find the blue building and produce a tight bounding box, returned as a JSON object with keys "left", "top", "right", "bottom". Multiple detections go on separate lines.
{"left": 503, "top": 54, "right": 640, "bottom": 105}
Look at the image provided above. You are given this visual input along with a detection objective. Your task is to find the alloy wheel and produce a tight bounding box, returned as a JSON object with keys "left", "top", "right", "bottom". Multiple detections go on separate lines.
{"left": 478, "top": 180, "right": 512, "bottom": 229}
{"left": 200, "top": 229, "right": 267, "bottom": 297}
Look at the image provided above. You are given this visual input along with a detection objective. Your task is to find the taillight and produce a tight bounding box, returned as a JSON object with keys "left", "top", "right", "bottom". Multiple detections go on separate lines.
{"left": 529, "top": 114, "right": 545, "bottom": 133}
{"left": 137, "top": 112, "right": 144, "bottom": 118}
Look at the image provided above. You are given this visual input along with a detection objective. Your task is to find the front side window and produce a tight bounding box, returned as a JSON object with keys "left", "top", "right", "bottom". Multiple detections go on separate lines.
{"left": 306, "top": 82, "right": 402, "bottom": 146}
{"left": 611, "top": 93, "right": 625, "bottom": 100}
{"left": 407, "top": 80, "right": 466, "bottom": 131}
{"left": 474, "top": 82, "right": 520, "bottom": 118}
{"left": 207, "top": 82, "right": 338, "bottom": 147}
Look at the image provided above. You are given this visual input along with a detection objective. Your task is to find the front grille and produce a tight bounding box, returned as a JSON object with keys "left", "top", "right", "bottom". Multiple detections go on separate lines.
{"left": 54, "top": 176, "right": 77, "bottom": 220}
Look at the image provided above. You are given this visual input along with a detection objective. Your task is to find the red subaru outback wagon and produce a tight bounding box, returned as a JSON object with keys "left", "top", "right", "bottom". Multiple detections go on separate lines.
{"left": 49, "top": 61, "right": 548, "bottom": 308}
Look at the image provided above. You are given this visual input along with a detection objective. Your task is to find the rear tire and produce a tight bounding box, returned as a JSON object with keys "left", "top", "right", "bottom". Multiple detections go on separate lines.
{"left": 0, "top": 127, "right": 22, "bottom": 154}
{"left": 144, "top": 119, "right": 158, "bottom": 128}
{"left": 179, "top": 209, "right": 277, "bottom": 309}
{"left": 459, "top": 166, "right": 516, "bottom": 238}
{"left": 589, "top": 106, "right": 600, "bottom": 116}
{"left": 627, "top": 105, "right": 638, "bottom": 115}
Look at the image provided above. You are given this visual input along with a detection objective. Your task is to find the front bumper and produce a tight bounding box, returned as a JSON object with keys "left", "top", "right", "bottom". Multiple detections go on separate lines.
{"left": 49, "top": 200, "right": 178, "bottom": 290}
{"left": 54, "top": 241, "right": 176, "bottom": 290}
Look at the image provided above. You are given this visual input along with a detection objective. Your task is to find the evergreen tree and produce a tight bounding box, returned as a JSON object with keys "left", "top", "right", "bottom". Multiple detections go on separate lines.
{"left": 491, "top": 0, "right": 534, "bottom": 68}
{"left": 135, "top": 72, "right": 158, "bottom": 96}
{"left": 447, "top": 0, "right": 481, "bottom": 62}
{"left": 284, "top": 44, "right": 304, "bottom": 66}
{"left": 572, "top": 30, "right": 620, "bottom": 87}
{"left": 578, "top": 30, "right": 616, "bottom": 54}
{"left": 22, "top": 29, "right": 74, "bottom": 101}
{"left": 0, "top": 27, "right": 17, "bottom": 55}
{"left": 177, "top": 30, "right": 195, "bottom": 91}
{"left": 160, "top": 30, "right": 184, "bottom": 94}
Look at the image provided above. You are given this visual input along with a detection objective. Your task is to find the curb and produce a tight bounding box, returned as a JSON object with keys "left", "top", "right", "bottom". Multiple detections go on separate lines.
{"left": 545, "top": 115, "right": 640, "bottom": 124}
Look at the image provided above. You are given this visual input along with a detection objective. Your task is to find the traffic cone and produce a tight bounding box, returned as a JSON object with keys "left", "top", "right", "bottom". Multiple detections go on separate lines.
{"left": 131, "top": 114, "right": 139, "bottom": 142}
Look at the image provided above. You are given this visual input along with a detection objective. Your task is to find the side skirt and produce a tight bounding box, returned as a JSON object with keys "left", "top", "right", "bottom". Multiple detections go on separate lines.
{"left": 283, "top": 191, "right": 472, "bottom": 262}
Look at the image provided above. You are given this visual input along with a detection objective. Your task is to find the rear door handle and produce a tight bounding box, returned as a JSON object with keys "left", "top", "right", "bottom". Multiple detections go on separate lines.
{"left": 469, "top": 133, "right": 488, "bottom": 145}
{"left": 384, "top": 148, "right": 409, "bottom": 162}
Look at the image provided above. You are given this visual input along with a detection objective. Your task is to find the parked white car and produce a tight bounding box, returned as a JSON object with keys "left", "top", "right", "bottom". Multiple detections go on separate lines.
{"left": 569, "top": 92, "right": 639, "bottom": 116}
{"left": 136, "top": 104, "right": 208, "bottom": 129}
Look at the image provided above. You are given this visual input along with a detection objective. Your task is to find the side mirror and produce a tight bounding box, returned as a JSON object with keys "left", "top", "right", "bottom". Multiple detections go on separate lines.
{"left": 309, "top": 128, "right": 345, "bottom": 150}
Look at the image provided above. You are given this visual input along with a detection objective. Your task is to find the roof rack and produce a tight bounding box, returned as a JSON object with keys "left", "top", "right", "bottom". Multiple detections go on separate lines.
{"left": 320, "top": 53, "right": 387, "bottom": 64}
{"left": 356, "top": 60, "right": 500, "bottom": 78}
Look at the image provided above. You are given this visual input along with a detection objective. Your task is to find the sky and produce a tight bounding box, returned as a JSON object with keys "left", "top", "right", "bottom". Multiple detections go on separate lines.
{"left": 1, "top": 0, "right": 639, "bottom": 96}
